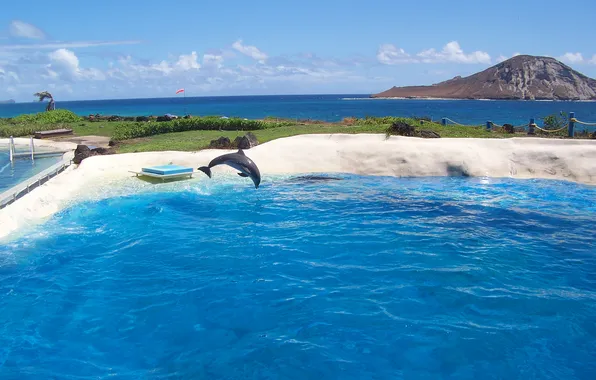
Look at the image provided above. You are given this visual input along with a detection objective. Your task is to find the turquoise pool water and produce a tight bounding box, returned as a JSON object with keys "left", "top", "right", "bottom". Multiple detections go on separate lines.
{"left": 1, "top": 175, "right": 595, "bottom": 379}
{"left": 0, "top": 148, "right": 63, "bottom": 193}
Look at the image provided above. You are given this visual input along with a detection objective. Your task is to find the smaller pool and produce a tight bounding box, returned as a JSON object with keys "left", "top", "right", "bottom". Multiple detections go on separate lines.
{"left": 0, "top": 147, "right": 64, "bottom": 193}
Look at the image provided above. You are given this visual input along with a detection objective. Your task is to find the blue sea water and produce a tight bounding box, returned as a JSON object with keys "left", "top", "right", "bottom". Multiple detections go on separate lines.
{"left": 0, "top": 149, "right": 63, "bottom": 192}
{"left": 1, "top": 175, "right": 595, "bottom": 379}
{"left": 1, "top": 95, "right": 596, "bottom": 127}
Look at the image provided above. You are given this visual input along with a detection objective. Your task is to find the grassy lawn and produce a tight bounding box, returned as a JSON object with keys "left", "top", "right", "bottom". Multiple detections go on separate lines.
{"left": 70, "top": 121, "right": 118, "bottom": 137}
{"left": 0, "top": 120, "right": 117, "bottom": 138}
{"left": 115, "top": 122, "right": 511, "bottom": 153}
{"left": 2, "top": 109, "right": 560, "bottom": 155}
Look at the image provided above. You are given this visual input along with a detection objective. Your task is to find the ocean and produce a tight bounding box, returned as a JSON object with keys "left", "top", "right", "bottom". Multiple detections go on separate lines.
{"left": 1, "top": 95, "right": 596, "bottom": 128}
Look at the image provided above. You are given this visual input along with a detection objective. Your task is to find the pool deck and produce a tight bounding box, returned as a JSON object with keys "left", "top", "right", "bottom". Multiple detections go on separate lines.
{"left": 0, "top": 134, "right": 595, "bottom": 240}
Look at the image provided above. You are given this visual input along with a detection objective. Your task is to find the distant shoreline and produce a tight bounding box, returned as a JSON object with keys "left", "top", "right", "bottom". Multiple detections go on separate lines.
{"left": 2, "top": 94, "right": 596, "bottom": 105}
{"left": 366, "top": 96, "right": 596, "bottom": 102}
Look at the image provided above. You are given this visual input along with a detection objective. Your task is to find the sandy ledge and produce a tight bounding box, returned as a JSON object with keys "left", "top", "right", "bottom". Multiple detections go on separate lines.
{"left": 1, "top": 134, "right": 595, "bottom": 240}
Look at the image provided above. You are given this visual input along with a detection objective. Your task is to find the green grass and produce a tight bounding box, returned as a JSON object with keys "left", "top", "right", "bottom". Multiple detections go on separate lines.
{"left": 0, "top": 113, "right": 551, "bottom": 154}
{"left": 115, "top": 120, "right": 510, "bottom": 153}
{"left": 70, "top": 121, "right": 118, "bottom": 137}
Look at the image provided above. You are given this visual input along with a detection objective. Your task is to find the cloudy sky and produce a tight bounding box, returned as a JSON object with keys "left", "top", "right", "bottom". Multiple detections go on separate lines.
{"left": 1, "top": 0, "right": 595, "bottom": 101}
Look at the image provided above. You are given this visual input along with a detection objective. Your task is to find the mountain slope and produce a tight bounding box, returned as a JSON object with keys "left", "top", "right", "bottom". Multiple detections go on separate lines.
{"left": 372, "top": 55, "right": 596, "bottom": 100}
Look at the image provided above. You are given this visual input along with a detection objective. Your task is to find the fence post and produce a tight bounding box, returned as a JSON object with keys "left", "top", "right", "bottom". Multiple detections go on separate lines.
{"left": 441, "top": 118, "right": 447, "bottom": 126}
{"left": 486, "top": 121, "right": 492, "bottom": 131}
{"left": 528, "top": 118, "right": 535, "bottom": 135}
{"left": 568, "top": 112, "right": 575, "bottom": 138}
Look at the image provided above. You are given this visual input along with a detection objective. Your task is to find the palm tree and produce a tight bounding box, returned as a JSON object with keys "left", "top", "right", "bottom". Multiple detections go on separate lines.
{"left": 34, "top": 91, "right": 56, "bottom": 111}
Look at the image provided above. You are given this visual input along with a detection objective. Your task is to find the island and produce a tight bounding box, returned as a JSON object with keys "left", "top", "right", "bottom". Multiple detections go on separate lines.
{"left": 371, "top": 55, "right": 596, "bottom": 101}
{"left": 0, "top": 99, "right": 16, "bottom": 104}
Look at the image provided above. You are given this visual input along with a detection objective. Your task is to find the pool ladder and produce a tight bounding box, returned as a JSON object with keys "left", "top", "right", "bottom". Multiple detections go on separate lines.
{"left": 8, "top": 136, "right": 37, "bottom": 163}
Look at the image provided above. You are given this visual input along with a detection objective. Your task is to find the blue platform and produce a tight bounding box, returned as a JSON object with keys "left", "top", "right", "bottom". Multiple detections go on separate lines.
{"left": 130, "top": 164, "right": 195, "bottom": 182}
{"left": 141, "top": 165, "right": 193, "bottom": 175}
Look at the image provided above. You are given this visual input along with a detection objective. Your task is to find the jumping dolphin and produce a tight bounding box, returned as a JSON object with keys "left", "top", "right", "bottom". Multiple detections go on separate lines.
{"left": 198, "top": 149, "right": 261, "bottom": 188}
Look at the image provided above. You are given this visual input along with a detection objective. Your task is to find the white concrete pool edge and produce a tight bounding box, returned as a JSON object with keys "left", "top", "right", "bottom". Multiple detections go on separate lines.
{"left": 0, "top": 137, "right": 79, "bottom": 152}
{"left": 0, "top": 134, "right": 595, "bottom": 241}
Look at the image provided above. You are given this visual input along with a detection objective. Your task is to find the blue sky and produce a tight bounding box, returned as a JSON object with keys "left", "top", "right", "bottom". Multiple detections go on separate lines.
{"left": 1, "top": 0, "right": 595, "bottom": 101}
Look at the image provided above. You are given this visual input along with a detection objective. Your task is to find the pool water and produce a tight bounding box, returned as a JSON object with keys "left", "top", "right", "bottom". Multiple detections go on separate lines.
{"left": 1, "top": 175, "right": 595, "bottom": 379}
{"left": 0, "top": 149, "right": 63, "bottom": 193}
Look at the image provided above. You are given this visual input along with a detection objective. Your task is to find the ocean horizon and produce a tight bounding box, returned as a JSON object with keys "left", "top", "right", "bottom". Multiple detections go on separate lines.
{"left": 1, "top": 94, "right": 596, "bottom": 128}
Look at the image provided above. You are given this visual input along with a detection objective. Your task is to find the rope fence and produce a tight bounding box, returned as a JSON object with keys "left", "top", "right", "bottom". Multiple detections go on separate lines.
{"left": 440, "top": 111, "right": 596, "bottom": 137}
{"left": 573, "top": 118, "right": 596, "bottom": 127}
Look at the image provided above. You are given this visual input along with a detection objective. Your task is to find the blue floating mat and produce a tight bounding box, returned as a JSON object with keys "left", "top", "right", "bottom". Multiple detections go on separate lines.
{"left": 141, "top": 165, "right": 193, "bottom": 176}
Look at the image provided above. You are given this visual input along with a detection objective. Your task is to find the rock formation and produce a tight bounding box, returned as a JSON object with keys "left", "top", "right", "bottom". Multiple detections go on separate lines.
{"left": 372, "top": 55, "right": 596, "bottom": 100}
{"left": 73, "top": 145, "right": 115, "bottom": 164}
{"left": 209, "top": 133, "right": 260, "bottom": 149}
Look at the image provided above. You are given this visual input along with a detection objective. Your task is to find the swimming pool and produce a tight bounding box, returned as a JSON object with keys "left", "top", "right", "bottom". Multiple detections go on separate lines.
{"left": 1, "top": 175, "right": 595, "bottom": 379}
{"left": 0, "top": 148, "right": 64, "bottom": 193}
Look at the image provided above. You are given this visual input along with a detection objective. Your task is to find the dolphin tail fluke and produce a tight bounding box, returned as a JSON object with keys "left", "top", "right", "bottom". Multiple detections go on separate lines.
{"left": 198, "top": 166, "right": 212, "bottom": 178}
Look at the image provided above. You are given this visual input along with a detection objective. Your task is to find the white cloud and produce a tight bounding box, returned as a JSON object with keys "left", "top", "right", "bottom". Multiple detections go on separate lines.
{"left": 232, "top": 40, "right": 268, "bottom": 63}
{"left": 559, "top": 52, "right": 584, "bottom": 64}
{"left": 114, "top": 51, "right": 203, "bottom": 79}
{"left": 1, "top": 40, "right": 142, "bottom": 50}
{"left": 0, "top": 64, "right": 20, "bottom": 84}
{"left": 378, "top": 41, "right": 491, "bottom": 65}
{"left": 9, "top": 20, "right": 45, "bottom": 39}
{"left": 175, "top": 51, "right": 201, "bottom": 70}
{"left": 203, "top": 54, "right": 224, "bottom": 68}
{"left": 590, "top": 55, "right": 596, "bottom": 64}
{"left": 47, "top": 48, "right": 105, "bottom": 81}
{"left": 377, "top": 44, "right": 414, "bottom": 64}
{"left": 418, "top": 41, "right": 491, "bottom": 64}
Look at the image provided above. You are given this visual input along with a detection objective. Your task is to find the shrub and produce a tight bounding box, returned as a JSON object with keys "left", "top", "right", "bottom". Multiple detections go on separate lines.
{"left": 10, "top": 109, "right": 81, "bottom": 124}
{"left": 0, "top": 123, "right": 71, "bottom": 138}
{"left": 111, "top": 117, "right": 292, "bottom": 141}
{"left": 541, "top": 111, "right": 568, "bottom": 131}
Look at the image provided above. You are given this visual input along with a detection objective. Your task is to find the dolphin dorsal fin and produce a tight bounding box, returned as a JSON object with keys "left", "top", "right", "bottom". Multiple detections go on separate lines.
{"left": 237, "top": 149, "right": 246, "bottom": 156}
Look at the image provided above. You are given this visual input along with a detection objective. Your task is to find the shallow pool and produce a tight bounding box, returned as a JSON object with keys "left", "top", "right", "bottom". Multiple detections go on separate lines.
{"left": 1, "top": 175, "right": 595, "bottom": 379}
{"left": 0, "top": 148, "right": 63, "bottom": 193}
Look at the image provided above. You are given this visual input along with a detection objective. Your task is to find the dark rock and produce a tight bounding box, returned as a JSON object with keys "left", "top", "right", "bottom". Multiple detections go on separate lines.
{"left": 244, "top": 132, "right": 259, "bottom": 148}
{"left": 503, "top": 123, "right": 515, "bottom": 133}
{"left": 591, "top": 131, "right": 596, "bottom": 139}
{"left": 73, "top": 145, "right": 98, "bottom": 164}
{"left": 156, "top": 116, "right": 170, "bottom": 122}
{"left": 136, "top": 116, "right": 149, "bottom": 122}
{"left": 418, "top": 130, "right": 441, "bottom": 138}
{"left": 209, "top": 136, "right": 232, "bottom": 149}
{"left": 233, "top": 132, "right": 260, "bottom": 149}
{"left": 108, "top": 140, "right": 116, "bottom": 147}
{"left": 387, "top": 121, "right": 416, "bottom": 136}
{"left": 91, "top": 147, "right": 115, "bottom": 155}
{"left": 183, "top": 114, "right": 192, "bottom": 119}
{"left": 73, "top": 144, "right": 115, "bottom": 164}
{"left": 74, "top": 144, "right": 91, "bottom": 155}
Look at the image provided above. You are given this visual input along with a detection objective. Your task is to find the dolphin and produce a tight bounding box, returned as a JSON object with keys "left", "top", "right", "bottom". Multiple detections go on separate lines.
{"left": 198, "top": 149, "right": 261, "bottom": 188}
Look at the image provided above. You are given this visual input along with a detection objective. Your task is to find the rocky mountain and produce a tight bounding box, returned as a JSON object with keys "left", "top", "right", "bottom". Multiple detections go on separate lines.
{"left": 371, "top": 55, "right": 596, "bottom": 100}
